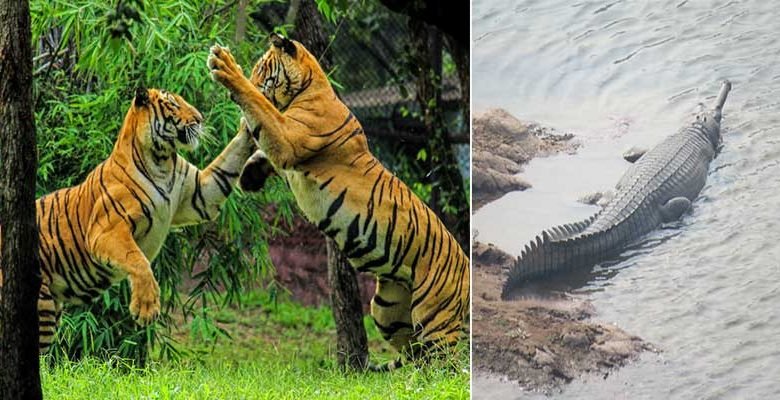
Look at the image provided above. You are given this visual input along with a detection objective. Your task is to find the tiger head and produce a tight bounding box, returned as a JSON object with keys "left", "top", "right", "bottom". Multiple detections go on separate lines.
{"left": 129, "top": 88, "right": 204, "bottom": 156}
{"left": 249, "top": 33, "right": 319, "bottom": 109}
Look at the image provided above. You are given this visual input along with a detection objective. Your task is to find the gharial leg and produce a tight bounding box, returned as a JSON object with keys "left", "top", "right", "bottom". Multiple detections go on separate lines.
{"left": 623, "top": 146, "right": 648, "bottom": 163}
{"left": 660, "top": 196, "right": 692, "bottom": 222}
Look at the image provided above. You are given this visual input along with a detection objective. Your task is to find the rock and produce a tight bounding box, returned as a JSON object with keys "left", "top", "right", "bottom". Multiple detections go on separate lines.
{"left": 472, "top": 108, "right": 578, "bottom": 210}
{"left": 473, "top": 168, "right": 531, "bottom": 194}
{"left": 533, "top": 348, "right": 556, "bottom": 366}
{"left": 561, "top": 330, "right": 591, "bottom": 349}
{"left": 481, "top": 292, "right": 497, "bottom": 302}
{"left": 623, "top": 146, "right": 647, "bottom": 163}
{"left": 473, "top": 108, "right": 542, "bottom": 164}
{"left": 578, "top": 192, "right": 604, "bottom": 206}
{"left": 591, "top": 339, "right": 637, "bottom": 358}
{"left": 578, "top": 191, "right": 613, "bottom": 208}
{"left": 473, "top": 241, "right": 515, "bottom": 267}
{"left": 473, "top": 149, "right": 522, "bottom": 175}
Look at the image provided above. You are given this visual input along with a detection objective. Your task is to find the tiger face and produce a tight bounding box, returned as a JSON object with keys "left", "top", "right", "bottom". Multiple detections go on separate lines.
{"left": 249, "top": 33, "right": 315, "bottom": 109}
{"left": 133, "top": 88, "right": 204, "bottom": 155}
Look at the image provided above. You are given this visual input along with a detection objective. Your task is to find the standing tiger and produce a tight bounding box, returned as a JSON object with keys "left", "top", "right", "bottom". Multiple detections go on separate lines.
{"left": 0, "top": 88, "right": 256, "bottom": 353}
{"left": 207, "top": 35, "right": 470, "bottom": 371}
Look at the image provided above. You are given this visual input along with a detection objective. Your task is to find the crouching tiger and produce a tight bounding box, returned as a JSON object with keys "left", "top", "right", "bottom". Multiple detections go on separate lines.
{"left": 0, "top": 88, "right": 255, "bottom": 353}
{"left": 207, "top": 35, "right": 470, "bottom": 371}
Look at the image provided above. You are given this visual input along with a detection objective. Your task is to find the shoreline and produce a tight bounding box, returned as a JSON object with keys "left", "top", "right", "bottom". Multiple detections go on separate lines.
{"left": 471, "top": 109, "right": 654, "bottom": 393}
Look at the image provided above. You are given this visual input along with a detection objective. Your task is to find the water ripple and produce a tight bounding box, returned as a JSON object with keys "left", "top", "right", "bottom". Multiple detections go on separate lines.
{"left": 473, "top": 0, "right": 780, "bottom": 397}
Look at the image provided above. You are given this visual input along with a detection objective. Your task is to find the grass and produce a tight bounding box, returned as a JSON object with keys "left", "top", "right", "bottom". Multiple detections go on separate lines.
{"left": 41, "top": 290, "right": 470, "bottom": 399}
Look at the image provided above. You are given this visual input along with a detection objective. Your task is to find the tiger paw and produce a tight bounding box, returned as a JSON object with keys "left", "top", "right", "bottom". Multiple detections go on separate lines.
{"left": 208, "top": 44, "right": 245, "bottom": 90}
{"left": 239, "top": 151, "right": 275, "bottom": 192}
{"left": 129, "top": 276, "right": 160, "bottom": 326}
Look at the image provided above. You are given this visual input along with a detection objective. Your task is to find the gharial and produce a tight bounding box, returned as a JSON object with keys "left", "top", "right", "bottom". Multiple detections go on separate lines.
{"left": 503, "top": 80, "right": 732, "bottom": 297}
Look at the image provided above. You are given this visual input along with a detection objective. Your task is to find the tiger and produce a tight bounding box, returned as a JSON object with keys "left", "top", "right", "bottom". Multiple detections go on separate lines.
{"left": 0, "top": 88, "right": 256, "bottom": 353}
{"left": 207, "top": 34, "right": 470, "bottom": 371}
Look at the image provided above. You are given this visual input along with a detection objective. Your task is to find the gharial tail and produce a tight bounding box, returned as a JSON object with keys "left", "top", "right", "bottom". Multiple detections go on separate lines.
{"left": 501, "top": 214, "right": 629, "bottom": 298}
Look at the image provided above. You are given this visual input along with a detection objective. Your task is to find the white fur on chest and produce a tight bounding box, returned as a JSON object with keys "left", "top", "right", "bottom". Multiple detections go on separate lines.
{"left": 133, "top": 177, "right": 185, "bottom": 261}
{"left": 284, "top": 170, "right": 330, "bottom": 224}
{"left": 135, "top": 205, "right": 172, "bottom": 261}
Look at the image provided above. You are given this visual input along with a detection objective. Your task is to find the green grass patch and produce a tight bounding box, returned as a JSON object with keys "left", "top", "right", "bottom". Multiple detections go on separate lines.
{"left": 42, "top": 290, "right": 470, "bottom": 399}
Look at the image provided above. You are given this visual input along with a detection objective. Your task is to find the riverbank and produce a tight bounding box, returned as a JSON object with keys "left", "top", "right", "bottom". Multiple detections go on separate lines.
{"left": 472, "top": 243, "right": 654, "bottom": 393}
{"left": 472, "top": 109, "right": 653, "bottom": 393}
{"left": 472, "top": 108, "right": 578, "bottom": 210}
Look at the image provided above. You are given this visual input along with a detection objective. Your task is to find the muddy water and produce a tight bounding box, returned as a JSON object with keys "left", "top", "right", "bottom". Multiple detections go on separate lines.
{"left": 472, "top": 0, "right": 780, "bottom": 398}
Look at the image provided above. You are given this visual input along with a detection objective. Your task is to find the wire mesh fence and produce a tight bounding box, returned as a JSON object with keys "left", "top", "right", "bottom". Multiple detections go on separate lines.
{"left": 324, "top": 8, "right": 465, "bottom": 142}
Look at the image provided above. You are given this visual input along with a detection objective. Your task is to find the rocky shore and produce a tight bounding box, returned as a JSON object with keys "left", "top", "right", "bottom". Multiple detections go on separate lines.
{"left": 472, "top": 109, "right": 653, "bottom": 392}
{"left": 472, "top": 108, "right": 578, "bottom": 210}
{"left": 472, "top": 243, "right": 654, "bottom": 393}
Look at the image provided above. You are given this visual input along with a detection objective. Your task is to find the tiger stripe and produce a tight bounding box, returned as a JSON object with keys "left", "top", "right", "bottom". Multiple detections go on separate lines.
{"left": 209, "top": 35, "right": 470, "bottom": 370}
{"left": 0, "top": 88, "right": 255, "bottom": 352}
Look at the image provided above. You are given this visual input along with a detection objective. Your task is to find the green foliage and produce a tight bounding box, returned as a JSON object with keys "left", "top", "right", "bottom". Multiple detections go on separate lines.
{"left": 42, "top": 290, "right": 470, "bottom": 399}
{"left": 31, "top": 0, "right": 469, "bottom": 369}
{"left": 315, "top": 0, "right": 356, "bottom": 24}
{"left": 105, "top": 0, "right": 144, "bottom": 40}
{"left": 31, "top": 0, "right": 296, "bottom": 364}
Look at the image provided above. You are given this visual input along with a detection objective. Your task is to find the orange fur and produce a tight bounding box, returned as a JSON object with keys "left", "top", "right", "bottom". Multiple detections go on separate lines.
{"left": 1, "top": 88, "right": 255, "bottom": 352}
{"left": 209, "top": 36, "right": 470, "bottom": 370}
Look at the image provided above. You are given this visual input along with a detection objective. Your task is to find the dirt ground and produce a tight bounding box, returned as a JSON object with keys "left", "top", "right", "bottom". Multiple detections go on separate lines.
{"left": 472, "top": 243, "right": 655, "bottom": 392}
{"left": 267, "top": 214, "right": 376, "bottom": 309}
{"left": 472, "top": 109, "right": 655, "bottom": 393}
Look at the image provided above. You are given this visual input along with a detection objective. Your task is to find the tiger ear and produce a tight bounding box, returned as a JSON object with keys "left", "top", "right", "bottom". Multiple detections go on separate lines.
{"left": 134, "top": 87, "right": 149, "bottom": 108}
{"left": 269, "top": 33, "right": 296, "bottom": 57}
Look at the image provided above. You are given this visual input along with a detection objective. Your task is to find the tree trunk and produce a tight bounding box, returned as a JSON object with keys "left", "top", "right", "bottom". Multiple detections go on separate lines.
{"left": 0, "top": 0, "right": 43, "bottom": 399}
{"left": 293, "top": 1, "right": 369, "bottom": 370}
{"left": 326, "top": 238, "right": 368, "bottom": 370}
{"left": 234, "top": 0, "right": 248, "bottom": 43}
{"left": 409, "top": 19, "right": 469, "bottom": 250}
{"left": 445, "top": 35, "right": 469, "bottom": 132}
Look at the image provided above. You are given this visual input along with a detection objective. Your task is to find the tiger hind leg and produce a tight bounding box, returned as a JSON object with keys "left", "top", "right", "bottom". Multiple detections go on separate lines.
{"left": 408, "top": 272, "right": 469, "bottom": 369}
{"left": 38, "top": 283, "right": 60, "bottom": 354}
{"left": 368, "top": 277, "right": 414, "bottom": 372}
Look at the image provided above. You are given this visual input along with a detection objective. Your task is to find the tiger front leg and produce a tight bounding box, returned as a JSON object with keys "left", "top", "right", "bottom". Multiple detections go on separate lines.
{"left": 207, "top": 45, "right": 307, "bottom": 170}
{"left": 172, "top": 118, "right": 256, "bottom": 226}
{"left": 89, "top": 225, "right": 159, "bottom": 325}
{"left": 207, "top": 44, "right": 281, "bottom": 133}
